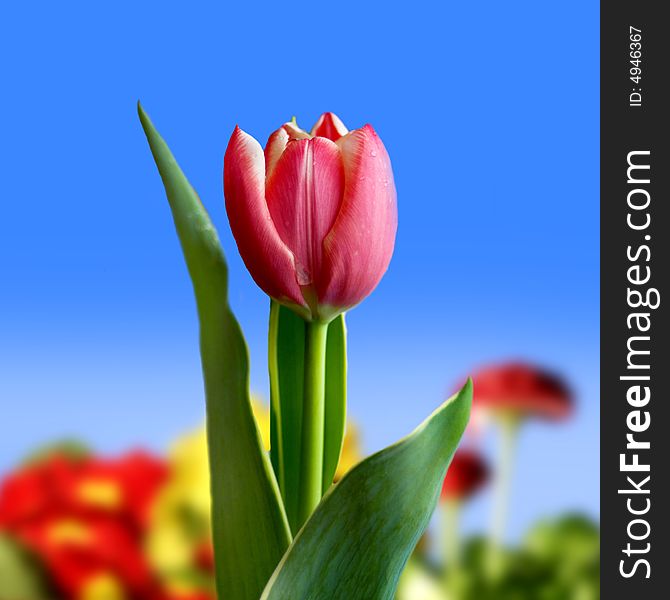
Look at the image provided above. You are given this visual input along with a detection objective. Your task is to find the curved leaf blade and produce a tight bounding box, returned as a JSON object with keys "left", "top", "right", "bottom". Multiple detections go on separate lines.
{"left": 138, "top": 103, "right": 291, "bottom": 600}
{"left": 262, "top": 380, "right": 472, "bottom": 600}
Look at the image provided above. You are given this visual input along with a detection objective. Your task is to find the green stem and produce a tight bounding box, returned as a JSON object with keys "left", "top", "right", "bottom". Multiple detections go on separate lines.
{"left": 297, "top": 320, "right": 329, "bottom": 526}
{"left": 488, "top": 415, "right": 520, "bottom": 576}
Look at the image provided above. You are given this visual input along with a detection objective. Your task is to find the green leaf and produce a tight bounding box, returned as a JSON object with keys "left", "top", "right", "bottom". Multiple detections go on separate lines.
{"left": 323, "top": 312, "right": 347, "bottom": 493}
{"left": 269, "top": 303, "right": 347, "bottom": 533}
{"left": 269, "top": 301, "right": 306, "bottom": 532}
{"left": 262, "top": 380, "right": 473, "bottom": 600}
{"left": 138, "top": 103, "right": 291, "bottom": 600}
{"left": 0, "top": 535, "right": 48, "bottom": 600}
{"left": 21, "top": 439, "right": 90, "bottom": 466}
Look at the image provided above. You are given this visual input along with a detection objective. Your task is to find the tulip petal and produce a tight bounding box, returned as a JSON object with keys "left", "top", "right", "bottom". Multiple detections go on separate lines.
{"left": 224, "top": 126, "right": 307, "bottom": 310}
{"left": 320, "top": 125, "right": 397, "bottom": 310}
{"left": 311, "top": 112, "right": 348, "bottom": 142}
{"left": 265, "top": 123, "right": 311, "bottom": 179}
{"left": 265, "top": 127, "right": 290, "bottom": 180}
{"left": 266, "top": 137, "right": 345, "bottom": 296}
{"left": 283, "top": 121, "right": 311, "bottom": 140}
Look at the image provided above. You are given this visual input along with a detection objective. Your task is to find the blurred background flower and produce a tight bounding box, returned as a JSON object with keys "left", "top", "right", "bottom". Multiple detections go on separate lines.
{"left": 0, "top": 372, "right": 598, "bottom": 599}
{"left": 441, "top": 450, "right": 489, "bottom": 502}
{"left": 467, "top": 362, "right": 574, "bottom": 567}
{"left": 0, "top": 444, "right": 167, "bottom": 600}
{"left": 0, "top": 400, "right": 362, "bottom": 600}
{"left": 397, "top": 362, "right": 599, "bottom": 600}
{"left": 438, "top": 448, "right": 489, "bottom": 572}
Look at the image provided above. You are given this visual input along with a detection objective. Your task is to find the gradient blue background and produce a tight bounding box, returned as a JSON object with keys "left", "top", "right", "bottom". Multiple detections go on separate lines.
{"left": 0, "top": 1, "right": 599, "bottom": 541}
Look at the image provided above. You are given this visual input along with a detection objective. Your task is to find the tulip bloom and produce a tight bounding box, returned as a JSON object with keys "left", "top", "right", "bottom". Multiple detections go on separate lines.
{"left": 224, "top": 112, "right": 397, "bottom": 322}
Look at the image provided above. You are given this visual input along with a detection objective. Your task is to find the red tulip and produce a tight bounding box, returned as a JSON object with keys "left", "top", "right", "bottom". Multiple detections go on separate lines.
{"left": 441, "top": 449, "right": 489, "bottom": 501}
{"left": 224, "top": 112, "right": 397, "bottom": 322}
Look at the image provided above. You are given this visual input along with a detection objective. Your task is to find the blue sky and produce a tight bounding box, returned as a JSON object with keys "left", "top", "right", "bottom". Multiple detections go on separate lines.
{"left": 0, "top": 1, "right": 598, "bottom": 540}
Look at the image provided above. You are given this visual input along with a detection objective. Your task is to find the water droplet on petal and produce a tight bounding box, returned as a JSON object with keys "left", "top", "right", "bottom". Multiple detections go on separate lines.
{"left": 296, "top": 263, "right": 311, "bottom": 286}
{"left": 370, "top": 150, "right": 377, "bottom": 157}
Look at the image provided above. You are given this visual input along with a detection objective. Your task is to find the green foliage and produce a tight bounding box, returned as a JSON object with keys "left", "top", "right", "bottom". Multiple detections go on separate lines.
{"left": 138, "top": 104, "right": 291, "bottom": 600}
{"left": 262, "top": 382, "right": 472, "bottom": 600}
{"left": 21, "top": 440, "right": 90, "bottom": 466}
{"left": 436, "top": 515, "right": 600, "bottom": 600}
{"left": 322, "top": 313, "right": 347, "bottom": 494}
{"left": 0, "top": 535, "right": 49, "bottom": 600}
{"left": 522, "top": 514, "right": 600, "bottom": 600}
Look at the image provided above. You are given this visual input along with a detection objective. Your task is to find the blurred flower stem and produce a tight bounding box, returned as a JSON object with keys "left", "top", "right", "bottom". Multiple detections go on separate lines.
{"left": 488, "top": 414, "right": 520, "bottom": 576}
{"left": 297, "top": 320, "right": 329, "bottom": 525}
{"left": 441, "top": 498, "right": 461, "bottom": 572}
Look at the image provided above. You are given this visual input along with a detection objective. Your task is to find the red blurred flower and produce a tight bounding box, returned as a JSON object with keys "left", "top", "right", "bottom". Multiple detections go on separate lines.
{"left": 194, "top": 541, "right": 215, "bottom": 572}
{"left": 0, "top": 454, "right": 79, "bottom": 528}
{"left": 156, "top": 592, "right": 213, "bottom": 600}
{"left": 441, "top": 449, "right": 489, "bottom": 501}
{"left": 470, "top": 362, "right": 573, "bottom": 421}
{"left": 21, "top": 515, "right": 153, "bottom": 597}
{"left": 0, "top": 451, "right": 166, "bottom": 528}
{"left": 0, "top": 449, "right": 168, "bottom": 599}
{"left": 224, "top": 112, "right": 397, "bottom": 322}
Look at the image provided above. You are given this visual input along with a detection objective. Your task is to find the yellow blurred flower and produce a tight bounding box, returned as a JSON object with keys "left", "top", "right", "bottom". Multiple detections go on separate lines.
{"left": 145, "top": 426, "right": 211, "bottom": 584}
{"left": 79, "top": 572, "right": 126, "bottom": 600}
{"left": 47, "top": 519, "right": 92, "bottom": 547}
{"left": 335, "top": 421, "right": 361, "bottom": 481}
{"left": 146, "top": 397, "right": 362, "bottom": 594}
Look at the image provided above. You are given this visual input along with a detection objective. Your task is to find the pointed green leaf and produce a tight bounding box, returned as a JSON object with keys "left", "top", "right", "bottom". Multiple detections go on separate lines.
{"left": 323, "top": 313, "right": 347, "bottom": 492}
{"left": 269, "top": 303, "right": 347, "bottom": 532}
{"left": 262, "top": 380, "right": 473, "bottom": 600}
{"left": 138, "top": 103, "right": 291, "bottom": 600}
{"left": 269, "top": 300, "right": 306, "bottom": 531}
